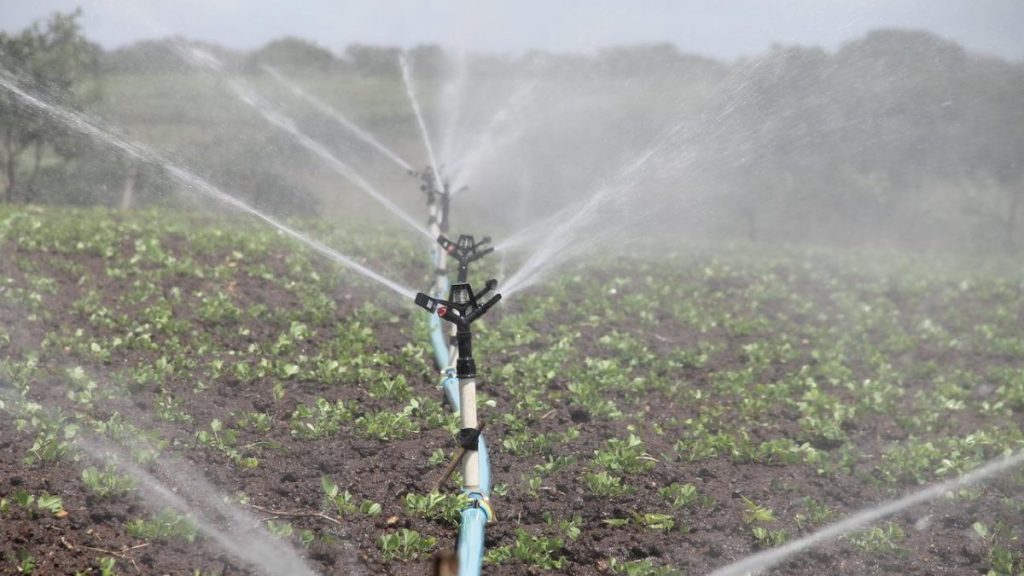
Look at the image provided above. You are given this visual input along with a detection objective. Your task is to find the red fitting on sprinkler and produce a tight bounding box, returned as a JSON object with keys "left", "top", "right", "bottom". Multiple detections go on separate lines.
{"left": 413, "top": 282, "right": 502, "bottom": 379}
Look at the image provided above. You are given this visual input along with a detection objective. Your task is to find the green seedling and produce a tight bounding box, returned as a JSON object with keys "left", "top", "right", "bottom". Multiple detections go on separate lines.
{"left": 585, "top": 471, "right": 634, "bottom": 498}
{"left": 752, "top": 526, "right": 789, "bottom": 548}
{"left": 98, "top": 557, "right": 117, "bottom": 576}
{"left": 126, "top": 508, "right": 199, "bottom": 543}
{"left": 266, "top": 520, "right": 294, "bottom": 538}
{"left": 659, "top": 482, "right": 713, "bottom": 509}
{"left": 741, "top": 496, "right": 775, "bottom": 524}
{"left": 290, "top": 398, "right": 351, "bottom": 439}
{"left": 404, "top": 492, "right": 470, "bottom": 525}
{"left": 845, "top": 521, "right": 906, "bottom": 552}
{"left": 82, "top": 466, "right": 136, "bottom": 499}
{"left": 608, "top": 557, "right": 681, "bottom": 576}
{"left": 378, "top": 529, "right": 436, "bottom": 561}
{"left": 631, "top": 512, "right": 676, "bottom": 531}
{"left": 485, "top": 528, "right": 566, "bottom": 570}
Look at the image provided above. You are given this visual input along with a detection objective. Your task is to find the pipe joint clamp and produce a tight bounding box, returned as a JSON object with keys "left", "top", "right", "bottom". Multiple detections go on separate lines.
{"left": 458, "top": 427, "right": 481, "bottom": 451}
{"left": 466, "top": 492, "right": 494, "bottom": 522}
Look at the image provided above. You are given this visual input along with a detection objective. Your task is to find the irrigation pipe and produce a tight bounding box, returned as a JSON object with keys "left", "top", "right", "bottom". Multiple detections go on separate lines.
{"left": 420, "top": 172, "right": 495, "bottom": 576}
{"left": 424, "top": 281, "right": 496, "bottom": 576}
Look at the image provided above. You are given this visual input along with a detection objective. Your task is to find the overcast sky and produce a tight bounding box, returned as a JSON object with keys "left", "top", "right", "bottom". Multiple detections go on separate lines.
{"left": 1, "top": 0, "right": 1022, "bottom": 61}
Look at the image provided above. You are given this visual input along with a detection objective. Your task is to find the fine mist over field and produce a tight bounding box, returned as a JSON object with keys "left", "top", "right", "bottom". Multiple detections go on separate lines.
{"left": 5, "top": 21, "right": 1022, "bottom": 264}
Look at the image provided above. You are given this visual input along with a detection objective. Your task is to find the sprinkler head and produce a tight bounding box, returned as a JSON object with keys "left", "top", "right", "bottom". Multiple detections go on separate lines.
{"left": 437, "top": 234, "right": 494, "bottom": 282}
{"left": 414, "top": 280, "right": 501, "bottom": 378}
{"left": 413, "top": 280, "right": 502, "bottom": 328}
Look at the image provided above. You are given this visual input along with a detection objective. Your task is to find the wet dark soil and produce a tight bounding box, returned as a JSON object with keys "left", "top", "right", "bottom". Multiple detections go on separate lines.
{"left": 1, "top": 214, "right": 1023, "bottom": 576}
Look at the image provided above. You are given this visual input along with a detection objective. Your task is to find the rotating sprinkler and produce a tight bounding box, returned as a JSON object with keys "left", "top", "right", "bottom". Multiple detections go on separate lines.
{"left": 438, "top": 234, "right": 493, "bottom": 283}
{"left": 433, "top": 233, "right": 495, "bottom": 389}
{"left": 414, "top": 279, "right": 501, "bottom": 574}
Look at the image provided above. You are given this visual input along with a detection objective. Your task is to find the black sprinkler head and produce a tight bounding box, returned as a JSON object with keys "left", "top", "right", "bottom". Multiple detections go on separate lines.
{"left": 413, "top": 280, "right": 501, "bottom": 329}
{"left": 438, "top": 234, "right": 494, "bottom": 282}
{"left": 414, "top": 280, "right": 501, "bottom": 378}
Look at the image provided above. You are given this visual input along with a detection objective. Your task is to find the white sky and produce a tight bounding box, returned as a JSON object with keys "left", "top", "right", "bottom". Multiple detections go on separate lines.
{"left": 1, "top": 0, "right": 1022, "bottom": 61}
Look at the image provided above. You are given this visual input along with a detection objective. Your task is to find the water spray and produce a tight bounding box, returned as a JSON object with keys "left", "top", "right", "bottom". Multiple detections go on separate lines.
{"left": 0, "top": 69, "right": 417, "bottom": 301}
{"left": 707, "top": 449, "right": 1024, "bottom": 576}
{"left": 400, "top": 54, "right": 442, "bottom": 183}
{"left": 264, "top": 65, "right": 414, "bottom": 173}
{"left": 414, "top": 165, "right": 468, "bottom": 298}
{"left": 414, "top": 280, "right": 501, "bottom": 575}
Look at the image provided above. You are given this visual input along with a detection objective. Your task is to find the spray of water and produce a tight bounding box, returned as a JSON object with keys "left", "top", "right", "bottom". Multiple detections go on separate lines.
{"left": 399, "top": 53, "right": 442, "bottom": 180}
{"left": 0, "top": 382, "right": 333, "bottom": 576}
{"left": 100, "top": 3, "right": 426, "bottom": 238}
{"left": 498, "top": 54, "right": 779, "bottom": 296}
{"left": 707, "top": 450, "right": 1024, "bottom": 576}
{"left": 81, "top": 440, "right": 330, "bottom": 576}
{"left": 438, "top": 49, "right": 469, "bottom": 167}
{"left": 0, "top": 69, "right": 416, "bottom": 301}
{"left": 172, "top": 48, "right": 431, "bottom": 241}
{"left": 263, "top": 65, "right": 413, "bottom": 173}
{"left": 499, "top": 107, "right": 699, "bottom": 296}
{"left": 448, "top": 78, "right": 540, "bottom": 193}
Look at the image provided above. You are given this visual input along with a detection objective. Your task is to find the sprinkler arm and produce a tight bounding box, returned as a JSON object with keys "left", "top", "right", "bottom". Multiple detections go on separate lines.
{"left": 473, "top": 279, "right": 498, "bottom": 301}
{"left": 413, "top": 286, "right": 501, "bottom": 329}
{"left": 465, "top": 292, "right": 501, "bottom": 323}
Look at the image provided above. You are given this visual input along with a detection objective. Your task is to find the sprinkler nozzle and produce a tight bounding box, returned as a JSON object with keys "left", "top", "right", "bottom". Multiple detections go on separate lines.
{"left": 413, "top": 281, "right": 501, "bottom": 329}
{"left": 477, "top": 278, "right": 498, "bottom": 298}
{"left": 438, "top": 234, "right": 495, "bottom": 283}
{"left": 414, "top": 292, "right": 437, "bottom": 312}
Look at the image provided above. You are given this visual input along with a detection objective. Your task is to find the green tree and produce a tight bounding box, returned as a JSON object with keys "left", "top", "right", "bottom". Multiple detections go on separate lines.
{"left": 0, "top": 9, "right": 100, "bottom": 202}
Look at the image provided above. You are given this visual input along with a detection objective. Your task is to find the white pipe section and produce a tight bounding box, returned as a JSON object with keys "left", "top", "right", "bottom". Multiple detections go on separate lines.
{"left": 460, "top": 377, "right": 480, "bottom": 490}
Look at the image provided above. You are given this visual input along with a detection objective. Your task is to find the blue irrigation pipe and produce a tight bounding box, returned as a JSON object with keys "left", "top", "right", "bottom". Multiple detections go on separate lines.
{"left": 428, "top": 250, "right": 491, "bottom": 576}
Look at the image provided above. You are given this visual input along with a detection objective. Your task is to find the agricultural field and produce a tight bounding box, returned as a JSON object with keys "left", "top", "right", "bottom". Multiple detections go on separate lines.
{"left": 1, "top": 205, "right": 1023, "bottom": 575}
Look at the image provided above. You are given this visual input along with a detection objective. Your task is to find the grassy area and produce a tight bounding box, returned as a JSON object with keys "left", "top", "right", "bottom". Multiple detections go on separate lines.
{"left": 0, "top": 205, "right": 1022, "bottom": 574}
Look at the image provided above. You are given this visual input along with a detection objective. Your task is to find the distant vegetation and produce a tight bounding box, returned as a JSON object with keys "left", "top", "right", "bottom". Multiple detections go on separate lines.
{"left": 1, "top": 10, "right": 1022, "bottom": 253}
